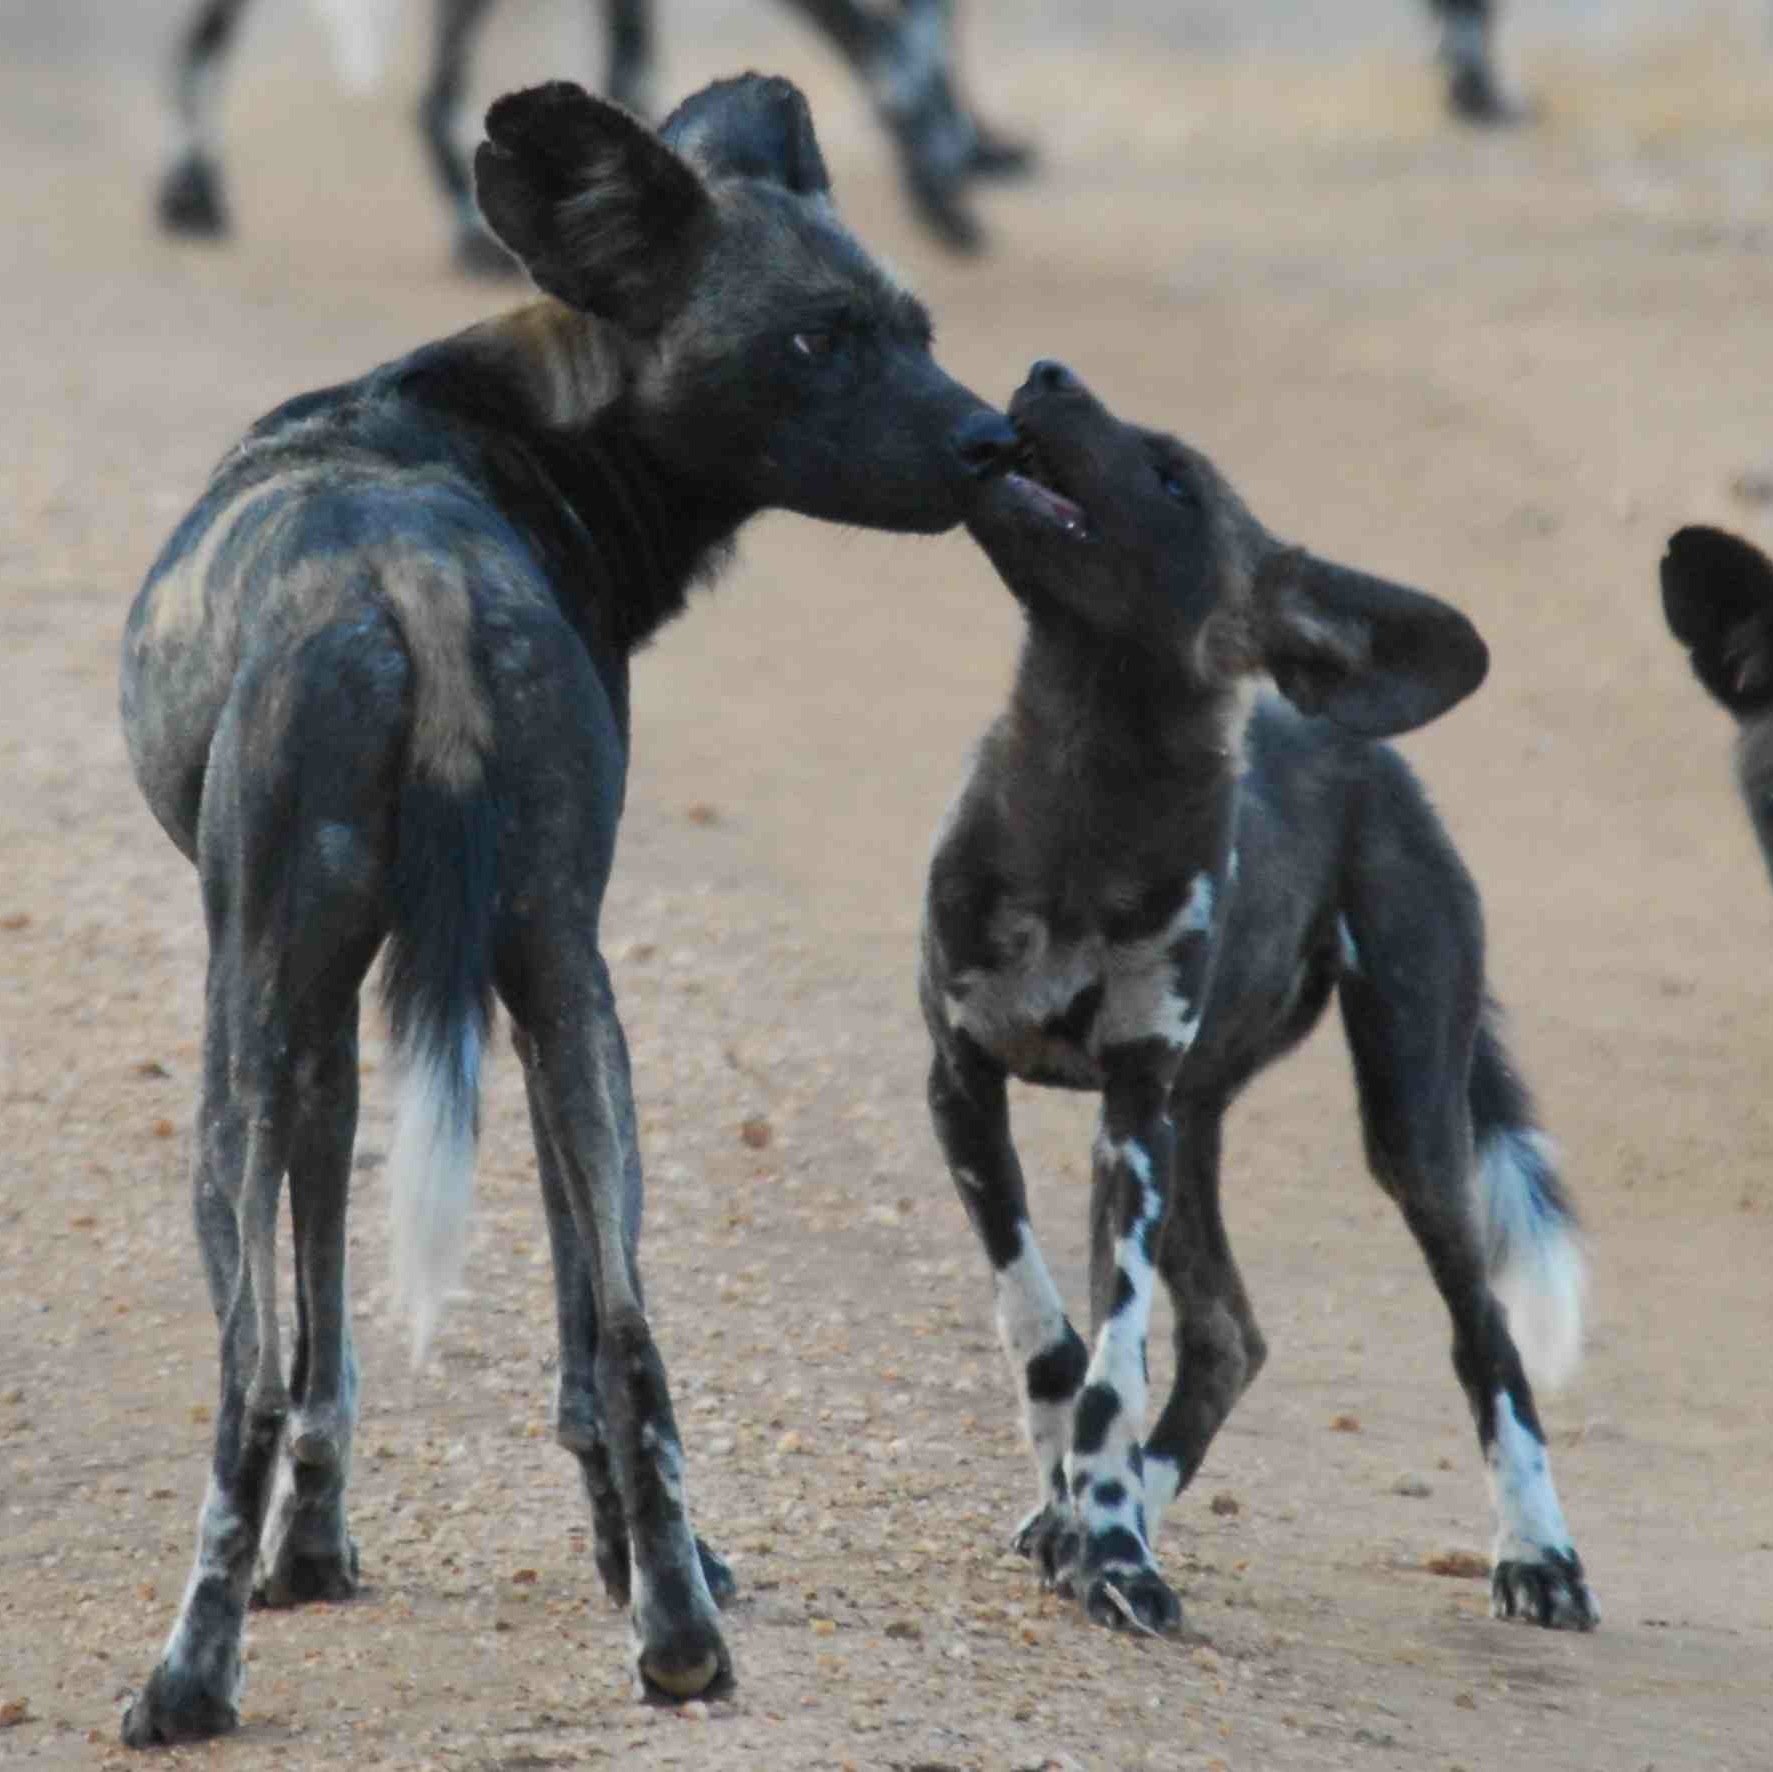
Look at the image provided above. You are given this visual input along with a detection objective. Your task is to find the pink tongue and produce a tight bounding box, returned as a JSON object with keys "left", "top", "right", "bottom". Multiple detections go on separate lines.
{"left": 1008, "top": 472, "right": 1086, "bottom": 531}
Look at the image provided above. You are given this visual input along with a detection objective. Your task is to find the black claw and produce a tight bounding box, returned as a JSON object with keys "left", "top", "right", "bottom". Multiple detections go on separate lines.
{"left": 1082, "top": 1563, "right": 1184, "bottom": 1635}
{"left": 1491, "top": 1549, "right": 1599, "bottom": 1631}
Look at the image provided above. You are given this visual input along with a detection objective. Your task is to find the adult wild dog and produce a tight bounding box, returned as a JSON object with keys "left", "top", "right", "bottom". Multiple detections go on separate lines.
{"left": 118, "top": 72, "right": 1009, "bottom": 1744}
{"left": 1661, "top": 525, "right": 1773, "bottom": 881}
{"left": 927, "top": 364, "right": 1596, "bottom": 1638}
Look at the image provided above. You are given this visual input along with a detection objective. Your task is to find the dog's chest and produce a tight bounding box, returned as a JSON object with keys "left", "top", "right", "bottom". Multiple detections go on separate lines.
{"left": 942, "top": 872, "right": 1217, "bottom": 1085}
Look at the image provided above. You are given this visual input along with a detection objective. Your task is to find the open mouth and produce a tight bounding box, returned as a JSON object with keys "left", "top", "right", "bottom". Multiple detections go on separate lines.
{"left": 987, "top": 431, "right": 1093, "bottom": 541}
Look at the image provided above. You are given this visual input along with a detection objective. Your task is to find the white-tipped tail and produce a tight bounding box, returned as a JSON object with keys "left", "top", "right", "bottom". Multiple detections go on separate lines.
{"left": 306, "top": 0, "right": 402, "bottom": 93}
{"left": 1477, "top": 1129, "right": 1586, "bottom": 1392}
{"left": 387, "top": 1025, "right": 480, "bottom": 1367}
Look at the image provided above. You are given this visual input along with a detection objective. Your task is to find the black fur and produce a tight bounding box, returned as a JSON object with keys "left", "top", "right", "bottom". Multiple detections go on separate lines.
{"left": 921, "top": 363, "right": 1596, "bottom": 1641}
{"left": 1659, "top": 524, "right": 1773, "bottom": 886}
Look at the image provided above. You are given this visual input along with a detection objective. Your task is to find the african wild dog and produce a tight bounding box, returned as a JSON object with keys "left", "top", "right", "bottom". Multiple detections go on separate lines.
{"left": 117, "top": 72, "right": 1011, "bottom": 1745}
{"left": 925, "top": 363, "right": 1597, "bottom": 1637}
{"left": 157, "top": 0, "right": 1031, "bottom": 265}
{"left": 1661, "top": 525, "right": 1773, "bottom": 882}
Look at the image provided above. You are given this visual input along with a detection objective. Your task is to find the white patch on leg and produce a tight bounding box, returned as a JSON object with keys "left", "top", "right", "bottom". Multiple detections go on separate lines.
{"left": 1067, "top": 1131, "right": 1165, "bottom": 1559}
{"left": 1487, "top": 1389, "right": 1573, "bottom": 1564}
{"left": 1142, "top": 1451, "right": 1181, "bottom": 1538}
{"left": 160, "top": 1479, "right": 248, "bottom": 1692}
{"left": 996, "top": 1227, "right": 1076, "bottom": 1502}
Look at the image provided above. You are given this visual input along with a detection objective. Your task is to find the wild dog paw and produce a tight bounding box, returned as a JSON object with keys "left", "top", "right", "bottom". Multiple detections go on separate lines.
{"left": 119, "top": 1661, "right": 240, "bottom": 1749}
{"left": 1491, "top": 1547, "right": 1599, "bottom": 1631}
{"left": 1012, "top": 1502, "right": 1079, "bottom": 1587}
{"left": 251, "top": 1534, "right": 359, "bottom": 1609}
{"left": 1080, "top": 1558, "right": 1183, "bottom": 1635}
{"left": 156, "top": 156, "right": 229, "bottom": 238}
{"left": 632, "top": 1603, "right": 733, "bottom": 1704}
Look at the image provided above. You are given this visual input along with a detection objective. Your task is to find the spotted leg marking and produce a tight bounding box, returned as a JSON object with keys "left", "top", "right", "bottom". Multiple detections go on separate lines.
{"left": 1486, "top": 1388, "right": 1598, "bottom": 1629}
{"left": 1062, "top": 1088, "right": 1182, "bottom": 1634}
{"left": 927, "top": 1041, "right": 1088, "bottom": 1567}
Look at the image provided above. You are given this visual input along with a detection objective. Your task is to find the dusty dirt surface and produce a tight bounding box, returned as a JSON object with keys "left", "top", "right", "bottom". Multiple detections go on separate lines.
{"left": 3, "top": 4, "right": 1772, "bottom": 1768}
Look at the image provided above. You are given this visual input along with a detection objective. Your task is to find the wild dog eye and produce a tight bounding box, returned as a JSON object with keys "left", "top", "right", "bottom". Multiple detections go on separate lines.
{"left": 1157, "top": 467, "right": 1200, "bottom": 508}
{"left": 791, "top": 330, "right": 836, "bottom": 361}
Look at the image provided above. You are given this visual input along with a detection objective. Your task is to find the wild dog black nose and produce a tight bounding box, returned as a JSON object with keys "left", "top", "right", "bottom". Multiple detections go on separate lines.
{"left": 951, "top": 409, "right": 1021, "bottom": 479}
{"left": 1027, "top": 359, "right": 1079, "bottom": 395}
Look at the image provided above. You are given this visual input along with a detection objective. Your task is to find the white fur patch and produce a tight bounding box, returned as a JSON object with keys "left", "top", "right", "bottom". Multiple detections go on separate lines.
{"left": 996, "top": 1229, "right": 1076, "bottom": 1501}
{"left": 388, "top": 1024, "right": 481, "bottom": 1366}
{"left": 1477, "top": 1129, "right": 1586, "bottom": 1391}
{"left": 1142, "top": 1451, "right": 1181, "bottom": 1533}
{"left": 1065, "top": 1127, "right": 1166, "bottom": 1548}
{"left": 1487, "top": 1389, "right": 1573, "bottom": 1563}
{"left": 949, "top": 871, "right": 1217, "bottom": 1071}
{"left": 1337, "top": 916, "right": 1361, "bottom": 974}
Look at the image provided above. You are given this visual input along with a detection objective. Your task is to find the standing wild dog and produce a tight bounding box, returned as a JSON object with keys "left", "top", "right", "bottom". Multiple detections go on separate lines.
{"left": 925, "top": 364, "right": 1597, "bottom": 1637}
{"left": 158, "top": 0, "right": 1032, "bottom": 265}
{"left": 118, "top": 72, "right": 1011, "bottom": 1745}
{"left": 1660, "top": 526, "right": 1773, "bottom": 881}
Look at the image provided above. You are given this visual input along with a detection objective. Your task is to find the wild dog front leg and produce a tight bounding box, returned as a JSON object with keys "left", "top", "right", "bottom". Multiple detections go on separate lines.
{"left": 927, "top": 1038, "right": 1088, "bottom": 1561}
{"left": 1062, "top": 1070, "right": 1182, "bottom": 1634}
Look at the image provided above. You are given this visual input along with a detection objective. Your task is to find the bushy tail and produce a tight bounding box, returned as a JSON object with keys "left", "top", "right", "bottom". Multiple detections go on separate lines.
{"left": 381, "top": 775, "right": 499, "bottom": 1366}
{"left": 1469, "top": 1006, "right": 1586, "bottom": 1391}
{"left": 307, "top": 0, "right": 403, "bottom": 93}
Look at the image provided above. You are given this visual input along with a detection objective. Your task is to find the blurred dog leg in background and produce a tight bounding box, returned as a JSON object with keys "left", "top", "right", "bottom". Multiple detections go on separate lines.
{"left": 153, "top": 0, "right": 1034, "bottom": 265}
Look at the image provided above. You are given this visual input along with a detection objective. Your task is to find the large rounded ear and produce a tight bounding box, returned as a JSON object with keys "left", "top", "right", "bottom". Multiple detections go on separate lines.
{"left": 473, "top": 82, "right": 712, "bottom": 332}
{"left": 1256, "top": 549, "right": 1490, "bottom": 737}
{"left": 1660, "top": 525, "right": 1773, "bottom": 718}
{"left": 659, "top": 73, "right": 831, "bottom": 197}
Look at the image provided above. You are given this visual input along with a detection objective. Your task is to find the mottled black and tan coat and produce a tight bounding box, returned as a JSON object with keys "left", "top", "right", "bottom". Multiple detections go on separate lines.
{"left": 118, "top": 72, "right": 1006, "bottom": 1747}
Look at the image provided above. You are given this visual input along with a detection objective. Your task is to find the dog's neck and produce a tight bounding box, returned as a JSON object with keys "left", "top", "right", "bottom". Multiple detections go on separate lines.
{"left": 982, "top": 606, "right": 1246, "bottom": 907}
{"left": 1007, "top": 604, "right": 1248, "bottom": 793}
{"left": 391, "top": 300, "right": 751, "bottom": 651}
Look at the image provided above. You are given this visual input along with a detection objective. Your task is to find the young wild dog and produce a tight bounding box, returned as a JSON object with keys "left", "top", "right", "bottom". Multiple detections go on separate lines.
{"left": 117, "top": 72, "right": 1012, "bottom": 1745}
{"left": 1660, "top": 525, "right": 1773, "bottom": 880}
{"left": 926, "top": 362, "right": 1598, "bottom": 1639}
{"left": 156, "top": 0, "right": 1031, "bottom": 267}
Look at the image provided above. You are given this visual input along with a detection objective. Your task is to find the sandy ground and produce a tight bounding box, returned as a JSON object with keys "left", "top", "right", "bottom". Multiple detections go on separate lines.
{"left": 4, "top": 3, "right": 1773, "bottom": 1768}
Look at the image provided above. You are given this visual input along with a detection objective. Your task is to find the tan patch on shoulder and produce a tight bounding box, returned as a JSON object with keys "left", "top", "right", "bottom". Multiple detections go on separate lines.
{"left": 471, "top": 299, "right": 627, "bottom": 431}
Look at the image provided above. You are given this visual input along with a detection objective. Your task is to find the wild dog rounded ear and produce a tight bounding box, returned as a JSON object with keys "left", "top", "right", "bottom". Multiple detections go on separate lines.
{"left": 1660, "top": 525, "right": 1773, "bottom": 716}
{"left": 474, "top": 81, "right": 713, "bottom": 333}
{"left": 660, "top": 73, "right": 831, "bottom": 197}
{"left": 1257, "top": 549, "right": 1490, "bottom": 738}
